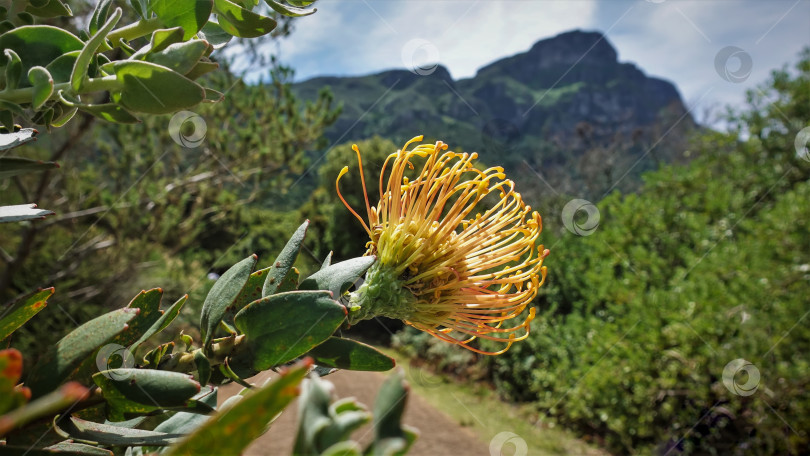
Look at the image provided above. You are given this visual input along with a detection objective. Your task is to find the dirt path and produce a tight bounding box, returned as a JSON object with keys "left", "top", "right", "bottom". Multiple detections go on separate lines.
{"left": 219, "top": 369, "right": 491, "bottom": 456}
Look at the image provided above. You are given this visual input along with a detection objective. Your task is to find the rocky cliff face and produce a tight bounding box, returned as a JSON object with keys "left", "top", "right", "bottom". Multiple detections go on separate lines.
{"left": 293, "top": 30, "right": 696, "bottom": 200}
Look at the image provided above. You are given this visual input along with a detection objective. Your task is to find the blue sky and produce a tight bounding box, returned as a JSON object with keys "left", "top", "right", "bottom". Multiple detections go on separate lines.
{"left": 246, "top": 0, "right": 809, "bottom": 123}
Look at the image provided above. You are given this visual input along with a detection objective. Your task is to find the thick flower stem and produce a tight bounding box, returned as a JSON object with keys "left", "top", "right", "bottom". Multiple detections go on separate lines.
{"left": 347, "top": 263, "right": 418, "bottom": 325}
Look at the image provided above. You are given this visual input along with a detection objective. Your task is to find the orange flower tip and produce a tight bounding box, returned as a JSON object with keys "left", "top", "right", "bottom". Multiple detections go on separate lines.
{"left": 0, "top": 416, "right": 13, "bottom": 433}
{"left": 338, "top": 166, "right": 350, "bottom": 179}
{"left": 16, "top": 385, "right": 31, "bottom": 400}
{"left": 542, "top": 248, "right": 550, "bottom": 258}
{"left": 352, "top": 144, "right": 360, "bottom": 152}
{"left": 61, "top": 382, "right": 91, "bottom": 401}
{"left": 289, "top": 357, "right": 314, "bottom": 372}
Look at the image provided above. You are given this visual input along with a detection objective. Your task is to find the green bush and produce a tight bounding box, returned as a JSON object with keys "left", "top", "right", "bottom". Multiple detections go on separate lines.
{"left": 484, "top": 48, "right": 810, "bottom": 453}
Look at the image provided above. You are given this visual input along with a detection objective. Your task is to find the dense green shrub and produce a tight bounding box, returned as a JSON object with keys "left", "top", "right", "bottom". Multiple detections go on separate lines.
{"left": 483, "top": 49, "right": 810, "bottom": 453}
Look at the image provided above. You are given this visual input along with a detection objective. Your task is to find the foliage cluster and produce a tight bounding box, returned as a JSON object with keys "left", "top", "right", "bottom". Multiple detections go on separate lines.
{"left": 1, "top": 223, "right": 416, "bottom": 455}
{"left": 0, "top": 1, "right": 340, "bottom": 357}
{"left": 1, "top": 1, "right": 416, "bottom": 455}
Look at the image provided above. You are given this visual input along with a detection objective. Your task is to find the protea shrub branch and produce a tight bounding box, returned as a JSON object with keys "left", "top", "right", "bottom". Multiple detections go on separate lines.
{"left": 337, "top": 135, "right": 549, "bottom": 355}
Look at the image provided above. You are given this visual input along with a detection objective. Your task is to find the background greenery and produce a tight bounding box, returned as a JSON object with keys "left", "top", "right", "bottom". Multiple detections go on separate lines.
{"left": 398, "top": 50, "right": 810, "bottom": 454}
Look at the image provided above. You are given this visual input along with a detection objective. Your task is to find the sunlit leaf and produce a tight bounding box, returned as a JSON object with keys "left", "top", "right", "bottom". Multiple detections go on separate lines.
{"left": 0, "top": 204, "right": 54, "bottom": 223}
{"left": 200, "top": 254, "right": 257, "bottom": 348}
{"left": 234, "top": 290, "right": 346, "bottom": 370}
{"left": 213, "top": 0, "right": 277, "bottom": 38}
{"left": 111, "top": 60, "right": 205, "bottom": 114}
{"left": 165, "top": 360, "right": 309, "bottom": 455}
{"left": 152, "top": 0, "right": 213, "bottom": 40}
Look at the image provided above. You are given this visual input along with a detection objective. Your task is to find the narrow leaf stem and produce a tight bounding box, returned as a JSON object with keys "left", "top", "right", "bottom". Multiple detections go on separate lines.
{"left": 0, "top": 75, "right": 120, "bottom": 105}
{"left": 107, "top": 17, "right": 163, "bottom": 45}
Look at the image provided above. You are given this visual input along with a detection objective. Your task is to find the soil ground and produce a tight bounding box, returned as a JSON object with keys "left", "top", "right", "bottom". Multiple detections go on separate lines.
{"left": 219, "top": 369, "right": 491, "bottom": 456}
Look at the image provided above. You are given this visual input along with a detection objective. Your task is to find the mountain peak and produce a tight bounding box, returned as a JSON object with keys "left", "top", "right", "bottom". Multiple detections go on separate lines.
{"left": 475, "top": 29, "right": 619, "bottom": 83}
{"left": 527, "top": 29, "right": 617, "bottom": 65}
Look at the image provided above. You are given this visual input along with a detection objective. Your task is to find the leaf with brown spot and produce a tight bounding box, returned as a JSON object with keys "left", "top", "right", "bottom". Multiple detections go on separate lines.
{"left": 26, "top": 308, "right": 139, "bottom": 399}
{"left": 0, "top": 288, "right": 53, "bottom": 341}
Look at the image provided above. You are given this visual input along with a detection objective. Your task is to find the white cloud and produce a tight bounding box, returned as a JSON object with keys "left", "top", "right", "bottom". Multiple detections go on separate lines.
{"left": 601, "top": 0, "right": 810, "bottom": 116}
{"left": 272, "top": 0, "right": 599, "bottom": 80}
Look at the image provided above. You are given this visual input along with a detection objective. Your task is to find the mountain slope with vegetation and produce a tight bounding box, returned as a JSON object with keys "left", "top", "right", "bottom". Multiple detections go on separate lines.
{"left": 293, "top": 30, "right": 697, "bottom": 201}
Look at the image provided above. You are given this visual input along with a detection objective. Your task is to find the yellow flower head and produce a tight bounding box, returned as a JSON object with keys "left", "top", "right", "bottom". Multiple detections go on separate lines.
{"left": 338, "top": 135, "right": 549, "bottom": 355}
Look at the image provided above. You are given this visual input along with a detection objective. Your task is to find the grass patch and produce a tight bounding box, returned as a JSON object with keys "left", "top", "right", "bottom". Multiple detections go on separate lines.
{"left": 380, "top": 348, "right": 607, "bottom": 456}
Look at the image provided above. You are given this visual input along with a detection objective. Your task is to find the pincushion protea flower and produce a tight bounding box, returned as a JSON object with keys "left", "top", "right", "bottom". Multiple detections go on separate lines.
{"left": 337, "top": 135, "right": 549, "bottom": 355}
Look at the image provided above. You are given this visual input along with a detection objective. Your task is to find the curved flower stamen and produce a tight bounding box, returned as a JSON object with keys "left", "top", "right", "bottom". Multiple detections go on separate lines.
{"left": 343, "top": 135, "right": 549, "bottom": 355}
